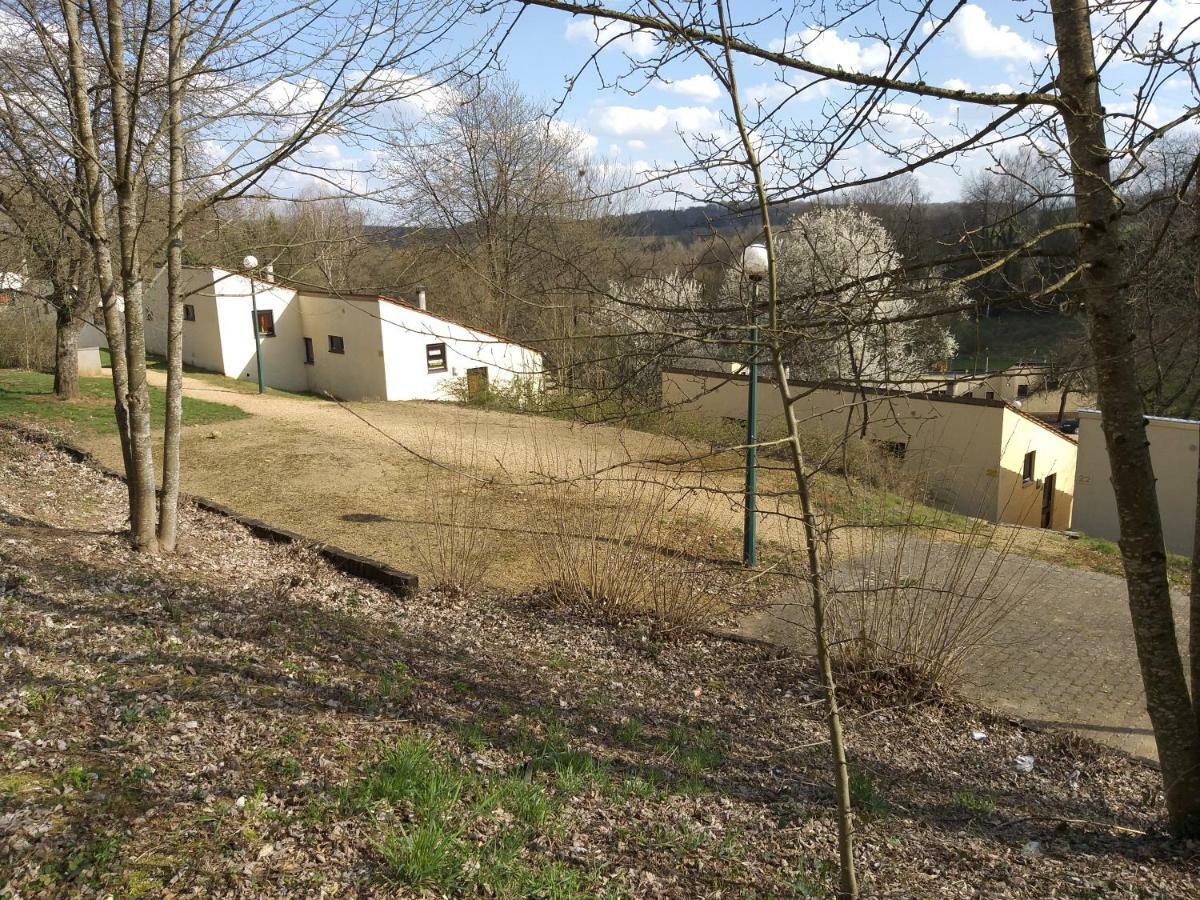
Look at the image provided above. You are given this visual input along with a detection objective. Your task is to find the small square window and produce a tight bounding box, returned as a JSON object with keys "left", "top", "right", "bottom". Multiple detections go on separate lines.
{"left": 426, "top": 342, "right": 447, "bottom": 373}
{"left": 878, "top": 440, "right": 907, "bottom": 460}
{"left": 303, "top": 337, "right": 314, "bottom": 365}
{"left": 254, "top": 309, "right": 275, "bottom": 337}
{"left": 328, "top": 335, "right": 345, "bottom": 354}
{"left": 1017, "top": 383, "right": 1029, "bottom": 398}
{"left": 1022, "top": 450, "right": 1036, "bottom": 484}
{"left": 183, "top": 304, "right": 195, "bottom": 321}
{"left": 985, "top": 391, "right": 995, "bottom": 400}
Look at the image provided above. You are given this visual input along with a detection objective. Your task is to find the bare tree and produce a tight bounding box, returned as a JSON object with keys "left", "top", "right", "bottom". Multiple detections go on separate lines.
{"left": 385, "top": 77, "right": 624, "bottom": 340}
{"left": 506, "top": 0, "right": 1200, "bottom": 842}
{"left": 2, "top": 0, "right": 500, "bottom": 551}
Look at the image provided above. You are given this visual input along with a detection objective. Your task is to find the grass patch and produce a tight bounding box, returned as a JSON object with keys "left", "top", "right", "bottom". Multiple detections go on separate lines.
{"left": 345, "top": 733, "right": 606, "bottom": 895}
{"left": 379, "top": 819, "right": 465, "bottom": 890}
{"left": 657, "top": 723, "right": 725, "bottom": 777}
{"left": 953, "top": 790, "right": 996, "bottom": 814}
{"left": 0, "top": 369, "right": 246, "bottom": 435}
{"left": 849, "top": 769, "right": 890, "bottom": 818}
{"left": 1053, "top": 532, "right": 1192, "bottom": 591}
{"left": 342, "top": 736, "right": 468, "bottom": 818}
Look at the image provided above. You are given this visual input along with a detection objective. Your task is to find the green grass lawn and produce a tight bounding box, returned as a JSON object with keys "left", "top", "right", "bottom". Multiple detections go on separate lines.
{"left": 0, "top": 369, "right": 248, "bottom": 435}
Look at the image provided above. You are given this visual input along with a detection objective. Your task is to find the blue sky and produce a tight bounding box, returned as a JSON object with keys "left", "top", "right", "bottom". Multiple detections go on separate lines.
{"left": 465, "top": 1, "right": 1197, "bottom": 206}
{"left": 273, "top": 1, "right": 1195, "bottom": 214}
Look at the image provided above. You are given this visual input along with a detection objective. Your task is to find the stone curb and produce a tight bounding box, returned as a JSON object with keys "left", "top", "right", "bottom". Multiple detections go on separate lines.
{"left": 1, "top": 420, "right": 419, "bottom": 597}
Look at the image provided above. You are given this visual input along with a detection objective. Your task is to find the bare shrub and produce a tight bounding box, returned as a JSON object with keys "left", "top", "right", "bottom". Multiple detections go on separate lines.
{"left": 822, "top": 496, "right": 1040, "bottom": 695}
{"left": 410, "top": 428, "right": 500, "bottom": 595}
{"left": 0, "top": 300, "right": 55, "bottom": 370}
{"left": 533, "top": 467, "right": 739, "bottom": 634}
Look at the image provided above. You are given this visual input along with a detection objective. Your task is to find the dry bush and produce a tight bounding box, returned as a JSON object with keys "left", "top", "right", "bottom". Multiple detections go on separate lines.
{"left": 532, "top": 456, "right": 738, "bottom": 633}
{"left": 410, "top": 429, "right": 500, "bottom": 595}
{"left": 0, "top": 302, "right": 55, "bottom": 370}
{"left": 821, "top": 497, "right": 1039, "bottom": 695}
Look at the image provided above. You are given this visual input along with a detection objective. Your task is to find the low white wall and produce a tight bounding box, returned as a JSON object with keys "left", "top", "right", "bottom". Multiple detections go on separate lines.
{"left": 1073, "top": 409, "right": 1198, "bottom": 555}
{"left": 77, "top": 346, "right": 102, "bottom": 376}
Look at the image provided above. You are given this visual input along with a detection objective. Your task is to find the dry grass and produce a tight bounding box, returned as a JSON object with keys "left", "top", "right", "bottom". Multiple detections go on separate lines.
{"left": 530, "top": 443, "right": 746, "bottom": 633}
{"left": 410, "top": 430, "right": 502, "bottom": 595}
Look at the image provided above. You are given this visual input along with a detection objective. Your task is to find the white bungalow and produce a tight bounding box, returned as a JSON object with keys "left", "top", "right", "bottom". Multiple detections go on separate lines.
{"left": 143, "top": 266, "right": 544, "bottom": 401}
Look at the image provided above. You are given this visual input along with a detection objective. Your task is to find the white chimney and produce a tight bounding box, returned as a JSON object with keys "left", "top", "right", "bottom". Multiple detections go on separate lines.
{"left": 264, "top": 263, "right": 275, "bottom": 283}
{"left": 416, "top": 285, "right": 426, "bottom": 310}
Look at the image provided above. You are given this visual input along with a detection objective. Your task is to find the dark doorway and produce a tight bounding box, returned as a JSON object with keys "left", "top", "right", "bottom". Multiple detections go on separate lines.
{"left": 1041, "top": 472, "right": 1056, "bottom": 528}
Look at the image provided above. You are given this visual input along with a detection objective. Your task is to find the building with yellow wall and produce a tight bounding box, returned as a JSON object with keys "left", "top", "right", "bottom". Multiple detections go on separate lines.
{"left": 662, "top": 367, "right": 1078, "bottom": 529}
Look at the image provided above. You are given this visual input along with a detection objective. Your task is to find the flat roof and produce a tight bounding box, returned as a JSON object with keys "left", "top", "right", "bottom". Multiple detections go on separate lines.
{"left": 664, "top": 366, "right": 1077, "bottom": 443}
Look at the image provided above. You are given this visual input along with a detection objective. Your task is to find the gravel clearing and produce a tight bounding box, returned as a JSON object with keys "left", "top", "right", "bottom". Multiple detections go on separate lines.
{"left": 1, "top": 427, "right": 1197, "bottom": 897}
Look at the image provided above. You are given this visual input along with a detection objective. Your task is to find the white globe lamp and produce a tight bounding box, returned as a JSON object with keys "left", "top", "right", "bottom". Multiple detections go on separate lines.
{"left": 741, "top": 244, "right": 769, "bottom": 281}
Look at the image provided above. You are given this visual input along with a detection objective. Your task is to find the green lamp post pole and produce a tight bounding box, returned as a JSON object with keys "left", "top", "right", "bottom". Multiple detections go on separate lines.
{"left": 741, "top": 244, "right": 768, "bottom": 567}
{"left": 243, "top": 254, "right": 265, "bottom": 394}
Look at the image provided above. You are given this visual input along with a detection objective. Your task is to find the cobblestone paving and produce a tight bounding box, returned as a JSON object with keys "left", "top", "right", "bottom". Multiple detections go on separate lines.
{"left": 736, "top": 550, "right": 1190, "bottom": 762}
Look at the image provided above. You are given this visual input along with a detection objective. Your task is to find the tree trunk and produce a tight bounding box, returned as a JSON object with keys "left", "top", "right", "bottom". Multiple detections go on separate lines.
{"left": 53, "top": 299, "right": 84, "bottom": 400}
{"left": 106, "top": 0, "right": 158, "bottom": 553}
{"left": 1189, "top": 161, "right": 1200, "bottom": 728}
{"left": 715, "top": 2, "right": 858, "bottom": 894}
{"left": 158, "top": 0, "right": 185, "bottom": 552}
{"left": 1050, "top": 0, "right": 1200, "bottom": 833}
{"left": 59, "top": 0, "right": 135, "bottom": 512}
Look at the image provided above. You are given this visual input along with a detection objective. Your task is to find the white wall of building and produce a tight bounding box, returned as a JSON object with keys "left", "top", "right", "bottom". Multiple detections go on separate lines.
{"left": 142, "top": 267, "right": 543, "bottom": 402}
{"left": 213, "top": 273, "right": 309, "bottom": 392}
{"left": 297, "top": 294, "right": 388, "bottom": 400}
{"left": 1073, "top": 409, "right": 1198, "bottom": 555}
{"left": 375, "top": 298, "right": 543, "bottom": 401}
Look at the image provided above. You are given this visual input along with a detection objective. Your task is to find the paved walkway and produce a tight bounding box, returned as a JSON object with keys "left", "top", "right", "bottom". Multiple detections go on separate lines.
{"left": 736, "top": 546, "right": 1190, "bottom": 762}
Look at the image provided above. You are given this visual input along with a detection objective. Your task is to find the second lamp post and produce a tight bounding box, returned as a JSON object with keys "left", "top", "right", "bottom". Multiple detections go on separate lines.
{"left": 243, "top": 255, "right": 266, "bottom": 394}
{"left": 741, "top": 243, "right": 769, "bottom": 567}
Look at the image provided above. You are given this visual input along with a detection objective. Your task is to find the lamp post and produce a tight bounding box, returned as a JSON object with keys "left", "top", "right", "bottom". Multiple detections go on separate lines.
{"left": 243, "top": 255, "right": 265, "bottom": 394}
{"left": 741, "top": 243, "right": 769, "bottom": 567}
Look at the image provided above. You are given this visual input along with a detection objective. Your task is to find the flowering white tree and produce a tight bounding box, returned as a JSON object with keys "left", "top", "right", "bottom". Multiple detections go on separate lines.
{"left": 593, "top": 270, "right": 708, "bottom": 395}
{"left": 731, "top": 207, "right": 958, "bottom": 385}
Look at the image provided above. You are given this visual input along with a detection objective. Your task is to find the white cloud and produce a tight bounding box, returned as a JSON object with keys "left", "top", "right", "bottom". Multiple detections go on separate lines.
{"left": 565, "top": 16, "right": 656, "bottom": 58}
{"left": 660, "top": 74, "right": 721, "bottom": 102}
{"left": 593, "top": 104, "right": 722, "bottom": 138}
{"left": 547, "top": 119, "right": 598, "bottom": 156}
{"left": 769, "top": 27, "right": 890, "bottom": 72}
{"left": 627, "top": 139, "right": 646, "bottom": 150}
{"left": 951, "top": 4, "right": 1043, "bottom": 61}
{"left": 943, "top": 78, "right": 971, "bottom": 92}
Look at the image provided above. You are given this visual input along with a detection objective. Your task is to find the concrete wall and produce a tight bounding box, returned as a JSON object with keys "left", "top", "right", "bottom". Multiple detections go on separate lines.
{"left": 143, "top": 267, "right": 542, "bottom": 403}
{"left": 997, "top": 407, "right": 1077, "bottom": 530}
{"left": 144, "top": 268, "right": 227, "bottom": 374}
{"left": 662, "top": 368, "right": 1078, "bottom": 527}
{"left": 77, "top": 346, "right": 102, "bottom": 376}
{"left": 213, "top": 273, "right": 309, "bottom": 393}
{"left": 296, "top": 294, "right": 388, "bottom": 400}
{"left": 1073, "top": 410, "right": 1198, "bottom": 555}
